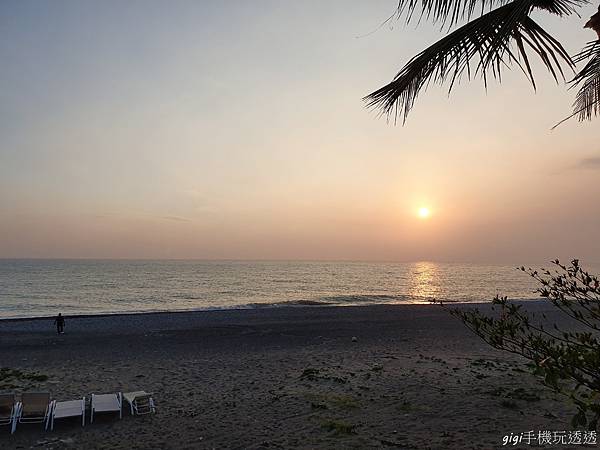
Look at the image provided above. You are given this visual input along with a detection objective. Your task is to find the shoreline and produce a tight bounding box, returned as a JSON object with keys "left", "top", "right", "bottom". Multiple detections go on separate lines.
{"left": 0, "top": 297, "right": 544, "bottom": 323}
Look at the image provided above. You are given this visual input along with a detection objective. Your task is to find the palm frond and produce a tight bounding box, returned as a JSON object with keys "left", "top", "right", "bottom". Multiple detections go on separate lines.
{"left": 572, "top": 40, "right": 600, "bottom": 121}
{"left": 394, "top": 0, "right": 510, "bottom": 27}
{"left": 365, "top": 0, "right": 577, "bottom": 123}
{"left": 553, "top": 40, "right": 600, "bottom": 128}
{"left": 532, "top": 0, "right": 587, "bottom": 15}
{"left": 393, "top": 0, "right": 586, "bottom": 27}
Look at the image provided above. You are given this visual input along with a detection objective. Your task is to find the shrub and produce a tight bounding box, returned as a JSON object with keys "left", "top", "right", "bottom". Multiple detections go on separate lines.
{"left": 447, "top": 259, "right": 600, "bottom": 429}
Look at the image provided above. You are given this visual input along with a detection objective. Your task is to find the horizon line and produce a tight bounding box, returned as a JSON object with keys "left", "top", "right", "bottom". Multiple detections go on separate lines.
{"left": 0, "top": 257, "right": 595, "bottom": 266}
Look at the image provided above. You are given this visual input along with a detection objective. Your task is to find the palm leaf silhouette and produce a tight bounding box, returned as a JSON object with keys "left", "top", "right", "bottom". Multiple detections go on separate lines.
{"left": 572, "top": 40, "right": 600, "bottom": 120}
{"left": 366, "top": 0, "right": 585, "bottom": 123}
{"left": 552, "top": 40, "right": 600, "bottom": 128}
{"left": 394, "top": 0, "right": 511, "bottom": 27}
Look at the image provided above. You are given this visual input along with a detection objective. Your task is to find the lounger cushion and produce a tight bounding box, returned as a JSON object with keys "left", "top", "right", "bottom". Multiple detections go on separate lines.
{"left": 53, "top": 400, "right": 83, "bottom": 419}
{"left": 0, "top": 394, "right": 15, "bottom": 407}
{"left": 0, "top": 395, "right": 14, "bottom": 419}
{"left": 20, "top": 393, "right": 50, "bottom": 416}
{"left": 0, "top": 405, "right": 12, "bottom": 418}
{"left": 92, "top": 394, "right": 120, "bottom": 412}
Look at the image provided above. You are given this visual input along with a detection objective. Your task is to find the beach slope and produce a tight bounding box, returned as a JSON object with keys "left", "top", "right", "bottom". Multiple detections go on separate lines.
{"left": 0, "top": 303, "right": 576, "bottom": 449}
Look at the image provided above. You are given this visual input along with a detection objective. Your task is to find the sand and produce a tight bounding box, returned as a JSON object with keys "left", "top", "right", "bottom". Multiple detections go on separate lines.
{"left": 0, "top": 303, "right": 583, "bottom": 449}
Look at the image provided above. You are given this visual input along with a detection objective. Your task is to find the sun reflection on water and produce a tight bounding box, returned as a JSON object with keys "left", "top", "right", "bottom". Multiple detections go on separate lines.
{"left": 407, "top": 262, "right": 441, "bottom": 302}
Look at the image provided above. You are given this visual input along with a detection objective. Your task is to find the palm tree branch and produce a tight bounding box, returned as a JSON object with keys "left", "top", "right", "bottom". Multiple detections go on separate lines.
{"left": 572, "top": 40, "right": 600, "bottom": 121}
{"left": 364, "top": 0, "right": 577, "bottom": 123}
{"left": 393, "top": 0, "right": 586, "bottom": 27}
{"left": 552, "top": 40, "right": 600, "bottom": 128}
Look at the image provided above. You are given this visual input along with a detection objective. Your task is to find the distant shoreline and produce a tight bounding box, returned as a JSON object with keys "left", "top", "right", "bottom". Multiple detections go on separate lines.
{"left": 0, "top": 298, "right": 546, "bottom": 322}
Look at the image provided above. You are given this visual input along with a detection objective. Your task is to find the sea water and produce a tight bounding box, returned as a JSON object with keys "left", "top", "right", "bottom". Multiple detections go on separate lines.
{"left": 0, "top": 259, "right": 592, "bottom": 318}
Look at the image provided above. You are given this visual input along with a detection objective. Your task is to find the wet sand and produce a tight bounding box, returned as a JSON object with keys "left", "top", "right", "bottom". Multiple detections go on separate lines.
{"left": 0, "top": 303, "right": 579, "bottom": 449}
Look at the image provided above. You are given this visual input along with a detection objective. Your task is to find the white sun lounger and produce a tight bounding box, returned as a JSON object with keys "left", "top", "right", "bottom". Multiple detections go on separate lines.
{"left": 49, "top": 397, "right": 85, "bottom": 430}
{"left": 90, "top": 393, "right": 122, "bottom": 423}
{"left": 0, "top": 393, "right": 17, "bottom": 434}
{"left": 123, "top": 391, "right": 155, "bottom": 415}
{"left": 13, "top": 392, "right": 52, "bottom": 432}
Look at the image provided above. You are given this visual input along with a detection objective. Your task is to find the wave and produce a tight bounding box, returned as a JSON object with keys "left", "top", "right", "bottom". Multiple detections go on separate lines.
{"left": 172, "top": 294, "right": 205, "bottom": 300}
{"left": 319, "top": 294, "right": 417, "bottom": 304}
{"left": 242, "top": 294, "right": 430, "bottom": 309}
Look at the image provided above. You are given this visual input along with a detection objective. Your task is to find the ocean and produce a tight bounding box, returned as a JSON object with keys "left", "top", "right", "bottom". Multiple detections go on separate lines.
{"left": 0, "top": 259, "right": 587, "bottom": 319}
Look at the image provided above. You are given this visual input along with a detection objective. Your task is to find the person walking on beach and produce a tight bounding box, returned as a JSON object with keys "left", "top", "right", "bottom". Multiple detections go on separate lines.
{"left": 54, "top": 313, "right": 65, "bottom": 334}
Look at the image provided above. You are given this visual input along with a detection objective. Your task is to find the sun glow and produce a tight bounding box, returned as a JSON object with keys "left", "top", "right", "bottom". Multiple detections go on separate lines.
{"left": 417, "top": 207, "right": 431, "bottom": 219}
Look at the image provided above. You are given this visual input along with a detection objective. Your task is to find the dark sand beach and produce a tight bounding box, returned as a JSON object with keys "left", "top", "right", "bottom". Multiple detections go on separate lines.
{"left": 0, "top": 303, "right": 581, "bottom": 449}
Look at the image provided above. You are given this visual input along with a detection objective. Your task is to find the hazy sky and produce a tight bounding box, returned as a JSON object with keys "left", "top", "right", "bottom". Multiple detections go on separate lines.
{"left": 1, "top": 0, "right": 599, "bottom": 263}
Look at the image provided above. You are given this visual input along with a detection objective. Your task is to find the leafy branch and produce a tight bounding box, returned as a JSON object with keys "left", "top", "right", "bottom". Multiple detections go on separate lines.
{"left": 442, "top": 259, "right": 600, "bottom": 429}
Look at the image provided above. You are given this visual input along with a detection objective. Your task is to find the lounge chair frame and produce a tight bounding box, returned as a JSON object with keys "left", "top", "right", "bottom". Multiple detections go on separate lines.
{"left": 123, "top": 392, "right": 156, "bottom": 415}
{"left": 13, "top": 392, "right": 52, "bottom": 433}
{"left": 90, "top": 392, "right": 122, "bottom": 423}
{"left": 0, "top": 393, "right": 17, "bottom": 434}
{"left": 49, "top": 397, "right": 85, "bottom": 431}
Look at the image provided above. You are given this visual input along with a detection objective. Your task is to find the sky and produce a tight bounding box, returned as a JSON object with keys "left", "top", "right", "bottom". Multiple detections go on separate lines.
{"left": 1, "top": 0, "right": 599, "bottom": 263}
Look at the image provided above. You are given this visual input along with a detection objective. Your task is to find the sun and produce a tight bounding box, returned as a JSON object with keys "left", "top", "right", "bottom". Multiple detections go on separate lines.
{"left": 417, "top": 207, "right": 431, "bottom": 219}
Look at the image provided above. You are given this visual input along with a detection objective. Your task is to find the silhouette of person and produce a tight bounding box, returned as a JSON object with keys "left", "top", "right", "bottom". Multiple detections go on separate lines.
{"left": 54, "top": 313, "right": 65, "bottom": 334}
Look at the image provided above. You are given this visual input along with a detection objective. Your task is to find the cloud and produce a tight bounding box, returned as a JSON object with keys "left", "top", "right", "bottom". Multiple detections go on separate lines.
{"left": 161, "top": 215, "right": 192, "bottom": 223}
{"left": 576, "top": 156, "right": 600, "bottom": 170}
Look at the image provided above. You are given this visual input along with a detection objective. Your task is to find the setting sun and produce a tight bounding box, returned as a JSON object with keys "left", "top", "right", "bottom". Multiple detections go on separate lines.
{"left": 418, "top": 207, "right": 431, "bottom": 219}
